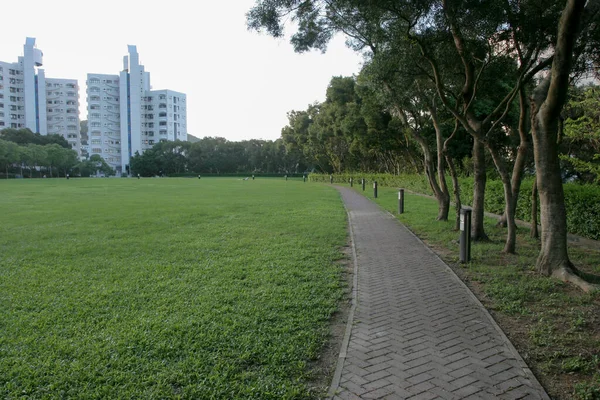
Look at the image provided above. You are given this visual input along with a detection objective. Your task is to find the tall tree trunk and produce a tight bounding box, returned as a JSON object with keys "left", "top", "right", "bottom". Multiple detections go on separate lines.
{"left": 487, "top": 144, "right": 517, "bottom": 253}
{"left": 420, "top": 144, "right": 449, "bottom": 221}
{"left": 394, "top": 104, "right": 449, "bottom": 220}
{"left": 531, "top": 179, "right": 539, "bottom": 239}
{"left": 498, "top": 88, "right": 530, "bottom": 227}
{"left": 431, "top": 105, "right": 451, "bottom": 221}
{"left": 531, "top": 0, "right": 598, "bottom": 292}
{"left": 446, "top": 155, "right": 462, "bottom": 231}
{"left": 532, "top": 112, "right": 570, "bottom": 273}
{"left": 471, "top": 138, "right": 488, "bottom": 240}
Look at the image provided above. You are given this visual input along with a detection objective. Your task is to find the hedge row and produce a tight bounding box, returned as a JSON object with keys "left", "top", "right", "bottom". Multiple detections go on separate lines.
{"left": 311, "top": 173, "right": 600, "bottom": 240}
{"left": 169, "top": 172, "right": 306, "bottom": 178}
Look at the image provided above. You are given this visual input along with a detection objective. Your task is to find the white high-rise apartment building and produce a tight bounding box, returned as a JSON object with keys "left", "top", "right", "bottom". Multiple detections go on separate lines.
{"left": 0, "top": 38, "right": 81, "bottom": 154}
{"left": 45, "top": 79, "right": 81, "bottom": 154}
{"left": 87, "top": 74, "right": 122, "bottom": 167}
{"left": 87, "top": 45, "right": 187, "bottom": 175}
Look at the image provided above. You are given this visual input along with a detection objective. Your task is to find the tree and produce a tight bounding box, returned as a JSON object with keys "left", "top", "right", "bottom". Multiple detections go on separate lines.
{"left": 0, "top": 128, "right": 70, "bottom": 148}
{"left": 76, "top": 154, "right": 114, "bottom": 177}
{"left": 281, "top": 105, "right": 330, "bottom": 172}
{"left": 0, "top": 139, "right": 20, "bottom": 178}
{"left": 130, "top": 150, "right": 161, "bottom": 177}
{"left": 26, "top": 144, "right": 48, "bottom": 178}
{"left": 561, "top": 85, "right": 600, "bottom": 182}
{"left": 246, "top": 0, "right": 595, "bottom": 255}
{"left": 530, "top": 0, "right": 600, "bottom": 292}
{"left": 45, "top": 144, "right": 67, "bottom": 178}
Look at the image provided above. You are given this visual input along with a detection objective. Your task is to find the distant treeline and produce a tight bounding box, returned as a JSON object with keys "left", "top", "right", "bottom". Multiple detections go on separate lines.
{"left": 130, "top": 137, "right": 307, "bottom": 177}
{"left": 0, "top": 128, "right": 112, "bottom": 178}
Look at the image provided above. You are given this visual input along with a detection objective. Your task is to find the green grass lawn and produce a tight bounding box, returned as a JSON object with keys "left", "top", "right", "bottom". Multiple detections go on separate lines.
{"left": 353, "top": 183, "right": 600, "bottom": 400}
{"left": 0, "top": 178, "right": 347, "bottom": 399}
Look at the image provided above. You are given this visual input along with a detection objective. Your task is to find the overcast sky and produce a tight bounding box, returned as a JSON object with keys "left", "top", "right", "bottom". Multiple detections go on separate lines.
{"left": 0, "top": 0, "right": 363, "bottom": 142}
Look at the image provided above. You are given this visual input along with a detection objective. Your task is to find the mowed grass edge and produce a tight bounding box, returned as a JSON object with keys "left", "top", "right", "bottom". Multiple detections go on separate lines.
{"left": 0, "top": 178, "right": 349, "bottom": 399}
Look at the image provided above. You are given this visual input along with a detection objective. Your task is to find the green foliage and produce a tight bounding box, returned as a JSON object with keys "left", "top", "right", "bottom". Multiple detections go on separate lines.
{"left": 0, "top": 178, "right": 347, "bottom": 398}
{"left": 574, "top": 377, "right": 600, "bottom": 400}
{"left": 317, "top": 173, "right": 600, "bottom": 240}
{"left": 0, "top": 128, "right": 70, "bottom": 148}
{"left": 130, "top": 137, "right": 307, "bottom": 177}
{"left": 75, "top": 154, "right": 114, "bottom": 177}
{"left": 309, "top": 173, "right": 433, "bottom": 194}
{"left": 561, "top": 86, "right": 600, "bottom": 183}
{"left": 281, "top": 76, "right": 418, "bottom": 174}
{"left": 0, "top": 131, "right": 79, "bottom": 178}
{"left": 561, "top": 356, "right": 599, "bottom": 374}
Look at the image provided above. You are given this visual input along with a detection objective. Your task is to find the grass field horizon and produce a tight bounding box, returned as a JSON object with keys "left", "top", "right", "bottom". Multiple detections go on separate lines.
{"left": 0, "top": 178, "right": 348, "bottom": 399}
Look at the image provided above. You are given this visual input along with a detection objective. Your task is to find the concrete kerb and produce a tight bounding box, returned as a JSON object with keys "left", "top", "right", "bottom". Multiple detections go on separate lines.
{"left": 327, "top": 188, "right": 359, "bottom": 399}
{"left": 327, "top": 187, "right": 551, "bottom": 400}
{"left": 382, "top": 206, "right": 550, "bottom": 399}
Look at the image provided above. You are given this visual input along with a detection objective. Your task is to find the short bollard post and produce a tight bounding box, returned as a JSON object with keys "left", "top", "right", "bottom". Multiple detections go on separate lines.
{"left": 373, "top": 181, "right": 378, "bottom": 198}
{"left": 330, "top": 175, "right": 333, "bottom": 184}
{"left": 398, "top": 189, "right": 404, "bottom": 214}
{"left": 303, "top": 175, "right": 306, "bottom": 182}
{"left": 362, "top": 178, "right": 365, "bottom": 191}
{"left": 252, "top": 175, "right": 255, "bottom": 180}
{"left": 198, "top": 174, "right": 201, "bottom": 179}
{"left": 137, "top": 174, "right": 140, "bottom": 179}
{"left": 285, "top": 175, "right": 288, "bottom": 181}
{"left": 350, "top": 177, "right": 353, "bottom": 187}
{"left": 459, "top": 208, "right": 472, "bottom": 263}
{"left": 66, "top": 174, "right": 69, "bottom": 180}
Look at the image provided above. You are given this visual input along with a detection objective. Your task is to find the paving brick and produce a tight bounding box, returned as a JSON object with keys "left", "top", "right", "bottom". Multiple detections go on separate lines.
{"left": 328, "top": 188, "right": 549, "bottom": 400}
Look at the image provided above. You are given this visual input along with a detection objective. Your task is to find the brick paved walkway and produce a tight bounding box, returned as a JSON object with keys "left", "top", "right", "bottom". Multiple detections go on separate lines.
{"left": 328, "top": 187, "right": 549, "bottom": 400}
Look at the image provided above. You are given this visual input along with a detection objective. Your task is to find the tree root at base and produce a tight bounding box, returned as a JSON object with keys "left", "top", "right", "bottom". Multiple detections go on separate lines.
{"left": 552, "top": 265, "right": 600, "bottom": 293}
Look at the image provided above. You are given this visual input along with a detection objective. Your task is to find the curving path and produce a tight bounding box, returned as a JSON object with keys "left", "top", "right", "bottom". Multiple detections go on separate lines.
{"left": 328, "top": 187, "right": 550, "bottom": 400}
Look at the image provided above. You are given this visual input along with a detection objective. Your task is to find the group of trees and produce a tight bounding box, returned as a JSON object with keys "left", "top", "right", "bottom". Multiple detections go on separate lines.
{"left": 130, "top": 137, "right": 307, "bottom": 177}
{"left": 0, "top": 128, "right": 113, "bottom": 178}
{"left": 247, "top": 0, "right": 600, "bottom": 290}
{"left": 281, "top": 76, "right": 448, "bottom": 175}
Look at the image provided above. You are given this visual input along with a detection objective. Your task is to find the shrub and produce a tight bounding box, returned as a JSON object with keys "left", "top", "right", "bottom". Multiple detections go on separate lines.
{"left": 312, "top": 173, "right": 600, "bottom": 240}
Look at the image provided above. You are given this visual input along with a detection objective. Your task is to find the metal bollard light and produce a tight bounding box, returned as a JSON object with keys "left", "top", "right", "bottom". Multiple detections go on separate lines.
{"left": 252, "top": 175, "right": 255, "bottom": 180}
{"left": 362, "top": 178, "right": 365, "bottom": 191}
{"left": 303, "top": 175, "right": 306, "bottom": 182}
{"left": 285, "top": 175, "right": 288, "bottom": 181}
{"left": 398, "top": 189, "right": 404, "bottom": 214}
{"left": 198, "top": 174, "right": 201, "bottom": 179}
{"left": 330, "top": 175, "right": 333, "bottom": 184}
{"left": 459, "top": 208, "right": 472, "bottom": 263}
{"left": 137, "top": 174, "right": 140, "bottom": 179}
{"left": 350, "top": 177, "right": 353, "bottom": 187}
{"left": 373, "top": 181, "right": 378, "bottom": 198}
{"left": 66, "top": 174, "right": 70, "bottom": 180}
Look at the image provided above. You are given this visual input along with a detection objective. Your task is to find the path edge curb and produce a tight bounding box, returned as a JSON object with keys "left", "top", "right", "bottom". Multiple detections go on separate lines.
{"left": 327, "top": 188, "right": 360, "bottom": 399}
{"left": 378, "top": 198, "right": 552, "bottom": 400}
